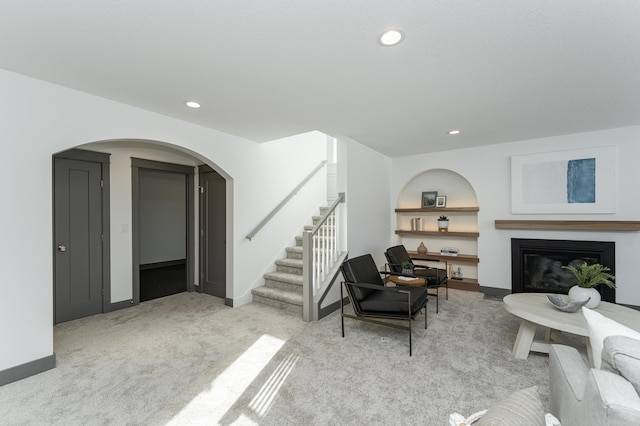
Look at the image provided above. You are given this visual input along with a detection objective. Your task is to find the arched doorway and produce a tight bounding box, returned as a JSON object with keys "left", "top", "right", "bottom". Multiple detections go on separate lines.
{"left": 53, "top": 139, "right": 232, "bottom": 321}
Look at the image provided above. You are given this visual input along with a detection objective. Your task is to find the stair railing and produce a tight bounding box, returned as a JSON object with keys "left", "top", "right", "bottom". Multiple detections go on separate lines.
{"left": 302, "top": 192, "right": 346, "bottom": 321}
{"left": 245, "top": 160, "right": 328, "bottom": 241}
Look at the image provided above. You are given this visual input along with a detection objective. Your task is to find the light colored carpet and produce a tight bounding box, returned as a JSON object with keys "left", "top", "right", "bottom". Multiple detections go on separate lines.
{"left": 0, "top": 289, "right": 577, "bottom": 425}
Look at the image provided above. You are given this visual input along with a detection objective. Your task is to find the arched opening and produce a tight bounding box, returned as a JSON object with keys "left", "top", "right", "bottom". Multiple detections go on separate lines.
{"left": 394, "top": 168, "right": 480, "bottom": 290}
{"left": 52, "top": 138, "right": 233, "bottom": 322}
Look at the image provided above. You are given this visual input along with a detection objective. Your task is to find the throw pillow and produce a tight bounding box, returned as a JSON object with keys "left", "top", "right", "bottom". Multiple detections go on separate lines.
{"left": 476, "top": 386, "right": 545, "bottom": 426}
{"left": 582, "top": 307, "right": 640, "bottom": 369}
{"left": 601, "top": 335, "right": 640, "bottom": 396}
{"left": 448, "top": 387, "right": 559, "bottom": 426}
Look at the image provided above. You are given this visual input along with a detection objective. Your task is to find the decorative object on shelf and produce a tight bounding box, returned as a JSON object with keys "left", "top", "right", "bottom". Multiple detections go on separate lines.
{"left": 562, "top": 262, "right": 616, "bottom": 309}
{"left": 410, "top": 217, "right": 422, "bottom": 231}
{"left": 401, "top": 261, "right": 414, "bottom": 275}
{"left": 452, "top": 267, "right": 463, "bottom": 280}
{"left": 546, "top": 294, "right": 590, "bottom": 313}
{"left": 421, "top": 191, "right": 438, "bottom": 208}
{"left": 440, "top": 247, "right": 459, "bottom": 256}
{"left": 417, "top": 241, "right": 428, "bottom": 254}
{"left": 436, "top": 195, "right": 447, "bottom": 208}
{"left": 438, "top": 215, "right": 449, "bottom": 232}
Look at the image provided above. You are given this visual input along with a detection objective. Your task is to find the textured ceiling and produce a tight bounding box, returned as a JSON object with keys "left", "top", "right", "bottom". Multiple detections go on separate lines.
{"left": 1, "top": 0, "right": 639, "bottom": 157}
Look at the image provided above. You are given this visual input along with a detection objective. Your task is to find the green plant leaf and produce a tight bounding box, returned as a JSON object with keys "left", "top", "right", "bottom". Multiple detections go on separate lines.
{"left": 562, "top": 262, "right": 616, "bottom": 289}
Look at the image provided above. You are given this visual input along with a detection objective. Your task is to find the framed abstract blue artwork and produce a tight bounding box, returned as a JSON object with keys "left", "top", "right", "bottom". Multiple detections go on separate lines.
{"left": 511, "top": 147, "right": 615, "bottom": 214}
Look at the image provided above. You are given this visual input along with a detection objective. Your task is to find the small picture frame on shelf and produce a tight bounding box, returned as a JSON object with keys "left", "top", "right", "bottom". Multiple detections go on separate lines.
{"left": 421, "top": 191, "right": 438, "bottom": 208}
{"left": 435, "top": 196, "right": 447, "bottom": 208}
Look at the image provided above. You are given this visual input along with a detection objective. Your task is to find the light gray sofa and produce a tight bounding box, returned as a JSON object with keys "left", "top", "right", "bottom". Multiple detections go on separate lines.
{"left": 549, "top": 336, "right": 640, "bottom": 425}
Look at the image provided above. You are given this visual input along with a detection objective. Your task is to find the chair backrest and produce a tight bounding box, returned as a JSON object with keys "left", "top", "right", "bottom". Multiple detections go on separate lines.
{"left": 340, "top": 254, "right": 384, "bottom": 301}
{"left": 385, "top": 245, "right": 412, "bottom": 273}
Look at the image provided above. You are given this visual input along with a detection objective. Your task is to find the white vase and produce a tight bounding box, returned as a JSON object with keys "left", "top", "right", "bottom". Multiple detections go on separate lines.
{"left": 568, "top": 285, "right": 601, "bottom": 309}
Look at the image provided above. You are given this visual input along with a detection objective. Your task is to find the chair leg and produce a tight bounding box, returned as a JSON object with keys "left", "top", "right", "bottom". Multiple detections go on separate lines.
{"left": 424, "top": 302, "right": 428, "bottom": 330}
{"left": 409, "top": 315, "right": 412, "bottom": 356}
{"left": 340, "top": 284, "right": 345, "bottom": 338}
{"left": 445, "top": 281, "right": 449, "bottom": 300}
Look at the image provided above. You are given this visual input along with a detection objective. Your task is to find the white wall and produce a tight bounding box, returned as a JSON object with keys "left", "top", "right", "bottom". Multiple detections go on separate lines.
{"left": 0, "top": 68, "right": 326, "bottom": 373}
{"left": 342, "top": 137, "right": 393, "bottom": 267}
{"left": 391, "top": 126, "right": 640, "bottom": 305}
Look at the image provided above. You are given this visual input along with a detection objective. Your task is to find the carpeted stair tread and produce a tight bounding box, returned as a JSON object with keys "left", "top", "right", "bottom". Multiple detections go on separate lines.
{"left": 275, "top": 258, "right": 303, "bottom": 268}
{"left": 264, "top": 271, "right": 303, "bottom": 285}
{"left": 251, "top": 286, "right": 303, "bottom": 305}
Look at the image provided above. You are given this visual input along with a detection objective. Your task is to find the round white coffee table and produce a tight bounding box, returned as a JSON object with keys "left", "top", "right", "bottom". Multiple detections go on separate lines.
{"left": 503, "top": 292, "right": 640, "bottom": 363}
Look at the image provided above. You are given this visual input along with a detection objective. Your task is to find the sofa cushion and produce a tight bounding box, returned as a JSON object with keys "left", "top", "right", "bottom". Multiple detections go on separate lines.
{"left": 582, "top": 307, "right": 640, "bottom": 369}
{"left": 601, "top": 335, "right": 640, "bottom": 396}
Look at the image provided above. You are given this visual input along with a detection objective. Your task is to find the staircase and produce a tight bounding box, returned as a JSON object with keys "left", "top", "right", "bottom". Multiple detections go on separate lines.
{"left": 251, "top": 208, "right": 328, "bottom": 315}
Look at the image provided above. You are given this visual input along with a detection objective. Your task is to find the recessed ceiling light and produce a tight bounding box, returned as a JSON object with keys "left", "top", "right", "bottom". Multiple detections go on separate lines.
{"left": 448, "top": 130, "right": 461, "bottom": 135}
{"left": 379, "top": 29, "right": 405, "bottom": 47}
{"left": 185, "top": 101, "right": 201, "bottom": 108}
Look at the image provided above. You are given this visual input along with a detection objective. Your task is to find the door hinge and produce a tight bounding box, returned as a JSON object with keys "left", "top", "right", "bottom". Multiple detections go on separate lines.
{"left": 101, "top": 234, "right": 104, "bottom": 242}
{"left": 100, "top": 179, "right": 104, "bottom": 188}
{"left": 101, "top": 288, "right": 104, "bottom": 295}
{"left": 199, "top": 186, "right": 204, "bottom": 194}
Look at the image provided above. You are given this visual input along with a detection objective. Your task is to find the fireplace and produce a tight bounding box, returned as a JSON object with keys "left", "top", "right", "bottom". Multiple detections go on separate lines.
{"left": 511, "top": 238, "right": 615, "bottom": 302}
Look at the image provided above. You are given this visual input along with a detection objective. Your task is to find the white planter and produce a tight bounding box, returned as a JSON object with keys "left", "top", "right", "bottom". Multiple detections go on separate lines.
{"left": 568, "top": 285, "right": 601, "bottom": 309}
{"left": 438, "top": 220, "right": 449, "bottom": 232}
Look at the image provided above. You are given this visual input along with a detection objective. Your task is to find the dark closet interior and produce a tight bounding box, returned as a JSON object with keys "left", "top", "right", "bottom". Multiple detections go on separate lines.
{"left": 138, "top": 169, "right": 187, "bottom": 302}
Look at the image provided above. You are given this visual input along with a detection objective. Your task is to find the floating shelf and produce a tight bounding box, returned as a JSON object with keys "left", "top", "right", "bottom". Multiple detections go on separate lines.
{"left": 395, "top": 230, "right": 479, "bottom": 238}
{"left": 395, "top": 207, "right": 479, "bottom": 213}
{"left": 407, "top": 251, "right": 479, "bottom": 264}
{"left": 494, "top": 220, "right": 640, "bottom": 231}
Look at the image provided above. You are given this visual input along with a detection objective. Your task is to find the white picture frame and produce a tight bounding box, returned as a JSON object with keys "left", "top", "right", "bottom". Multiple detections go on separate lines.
{"left": 511, "top": 146, "right": 615, "bottom": 214}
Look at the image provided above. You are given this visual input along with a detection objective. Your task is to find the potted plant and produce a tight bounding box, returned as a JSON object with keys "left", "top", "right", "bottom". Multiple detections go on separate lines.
{"left": 562, "top": 262, "right": 616, "bottom": 308}
{"left": 401, "top": 261, "right": 414, "bottom": 275}
{"left": 437, "top": 215, "right": 449, "bottom": 232}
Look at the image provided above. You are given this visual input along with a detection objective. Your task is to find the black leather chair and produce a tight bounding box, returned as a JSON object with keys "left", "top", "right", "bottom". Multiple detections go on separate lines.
{"left": 385, "top": 245, "right": 448, "bottom": 313}
{"left": 340, "top": 254, "right": 428, "bottom": 356}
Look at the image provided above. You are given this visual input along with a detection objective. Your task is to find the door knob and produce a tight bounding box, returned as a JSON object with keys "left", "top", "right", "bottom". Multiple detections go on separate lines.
{"left": 57, "top": 245, "right": 67, "bottom": 252}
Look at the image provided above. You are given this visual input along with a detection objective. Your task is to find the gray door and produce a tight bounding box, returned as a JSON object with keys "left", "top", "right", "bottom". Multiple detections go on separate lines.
{"left": 54, "top": 158, "right": 103, "bottom": 323}
{"left": 199, "top": 166, "right": 226, "bottom": 298}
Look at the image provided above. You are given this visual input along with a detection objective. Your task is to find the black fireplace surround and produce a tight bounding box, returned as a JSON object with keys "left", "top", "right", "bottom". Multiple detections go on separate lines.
{"left": 511, "top": 238, "right": 615, "bottom": 303}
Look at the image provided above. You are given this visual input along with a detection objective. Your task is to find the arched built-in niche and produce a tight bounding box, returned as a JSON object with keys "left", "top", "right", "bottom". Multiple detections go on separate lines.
{"left": 397, "top": 168, "right": 477, "bottom": 208}
{"left": 395, "top": 168, "right": 480, "bottom": 290}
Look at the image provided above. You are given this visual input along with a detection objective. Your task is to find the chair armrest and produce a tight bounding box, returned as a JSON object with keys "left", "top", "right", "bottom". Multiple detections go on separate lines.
{"left": 411, "top": 259, "right": 448, "bottom": 272}
{"left": 343, "top": 281, "right": 404, "bottom": 293}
